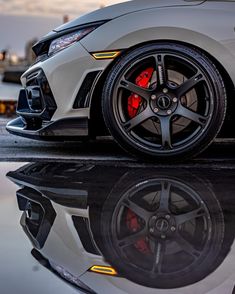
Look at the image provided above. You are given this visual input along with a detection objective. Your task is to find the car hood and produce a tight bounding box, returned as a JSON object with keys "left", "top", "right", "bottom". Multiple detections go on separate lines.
{"left": 33, "top": 0, "right": 204, "bottom": 56}
{"left": 54, "top": 0, "right": 205, "bottom": 32}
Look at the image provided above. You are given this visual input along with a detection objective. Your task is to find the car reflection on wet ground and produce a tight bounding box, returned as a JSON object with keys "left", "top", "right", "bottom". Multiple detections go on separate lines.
{"left": 1, "top": 162, "right": 235, "bottom": 294}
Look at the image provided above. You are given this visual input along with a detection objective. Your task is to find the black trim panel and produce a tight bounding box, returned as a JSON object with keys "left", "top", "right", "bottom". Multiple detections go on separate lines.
{"left": 73, "top": 71, "right": 101, "bottom": 109}
{"left": 6, "top": 117, "right": 89, "bottom": 141}
{"left": 72, "top": 216, "right": 99, "bottom": 255}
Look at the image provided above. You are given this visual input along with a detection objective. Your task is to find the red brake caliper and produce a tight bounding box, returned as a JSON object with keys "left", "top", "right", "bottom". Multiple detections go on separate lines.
{"left": 128, "top": 67, "right": 154, "bottom": 118}
{"left": 126, "top": 209, "right": 150, "bottom": 254}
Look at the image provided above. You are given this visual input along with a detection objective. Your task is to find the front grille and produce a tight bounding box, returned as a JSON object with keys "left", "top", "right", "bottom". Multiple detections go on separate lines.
{"left": 17, "top": 70, "right": 57, "bottom": 122}
{"left": 17, "top": 187, "right": 56, "bottom": 249}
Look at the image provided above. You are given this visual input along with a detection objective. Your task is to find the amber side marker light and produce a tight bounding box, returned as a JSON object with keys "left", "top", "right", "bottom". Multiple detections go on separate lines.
{"left": 92, "top": 51, "right": 121, "bottom": 60}
{"left": 89, "top": 265, "right": 118, "bottom": 276}
{"left": 0, "top": 100, "right": 17, "bottom": 117}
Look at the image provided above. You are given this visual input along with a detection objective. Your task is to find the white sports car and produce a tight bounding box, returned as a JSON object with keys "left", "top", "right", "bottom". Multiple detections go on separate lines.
{"left": 6, "top": 0, "right": 235, "bottom": 161}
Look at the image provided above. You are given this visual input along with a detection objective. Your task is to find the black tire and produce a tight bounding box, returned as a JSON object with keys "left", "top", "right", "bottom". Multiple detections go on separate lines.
{"left": 102, "top": 43, "right": 226, "bottom": 161}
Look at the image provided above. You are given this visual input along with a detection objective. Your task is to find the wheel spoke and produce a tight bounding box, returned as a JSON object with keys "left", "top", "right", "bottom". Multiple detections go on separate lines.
{"left": 159, "top": 181, "right": 171, "bottom": 212}
{"left": 176, "top": 234, "right": 201, "bottom": 258}
{"left": 176, "top": 72, "right": 204, "bottom": 97}
{"left": 159, "top": 116, "right": 172, "bottom": 148}
{"left": 119, "top": 79, "right": 151, "bottom": 100}
{"left": 123, "top": 199, "right": 151, "bottom": 223}
{"left": 123, "top": 107, "right": 153, "bottom": 132}
{"left": 175, "top": 103, "right": 208, "bottom": 126}
{"left": 151, "top": 241, "right": 165, "bottom": 274}
{"left": 118, "top": 228, "right": 147, "bottom": 248}
{"left": 176, "top": 207, "right": 206, "bottom": 226}
{"left": 154, "top": 54, "right": 167, "bottom": 86}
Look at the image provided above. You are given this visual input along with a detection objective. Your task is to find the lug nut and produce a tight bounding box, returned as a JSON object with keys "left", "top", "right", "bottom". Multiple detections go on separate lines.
{"left": 151, "top": 94, "right": 157, "bottom": 100}
{"left": 173, "top": 97, "right": 178, "bottom": 103}
{"left": 154, "top": 108, "right": 159, "bottom": 113}
{"left": 171, "top": 226, "right": 176, "bottom": 232}
{"left": 167, "top": 110, "right": 172, "bottom": 115}
{"left": 165, "top": 215, "right": 170, "bottom": 220}
{"left": 163, "top": 88, "right": 168, "bottom": 94}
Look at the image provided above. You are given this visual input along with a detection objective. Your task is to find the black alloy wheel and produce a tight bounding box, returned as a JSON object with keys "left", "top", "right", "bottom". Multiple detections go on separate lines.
{"left": 102, "top": 43, "right": 226, "bottom": 161}
{"left": 98, "top": 171, "right": 226, "bottom": 288}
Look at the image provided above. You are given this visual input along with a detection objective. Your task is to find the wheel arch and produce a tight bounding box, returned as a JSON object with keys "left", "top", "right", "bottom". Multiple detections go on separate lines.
{"left": 89, "top": 39, "right": 235, "bottom": 136}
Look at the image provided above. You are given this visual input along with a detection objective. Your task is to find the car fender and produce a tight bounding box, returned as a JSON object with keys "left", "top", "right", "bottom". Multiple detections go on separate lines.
{"left": 81, "top": 5, "right": 235, "bottom": 85}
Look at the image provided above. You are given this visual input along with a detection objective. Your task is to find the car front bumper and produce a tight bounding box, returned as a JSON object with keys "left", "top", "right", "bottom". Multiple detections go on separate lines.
{"left": 6, "top": 41, "right": 112, "bottom": 139}
{"left": 6, "top": 116, "right": 89, "bottom": 140}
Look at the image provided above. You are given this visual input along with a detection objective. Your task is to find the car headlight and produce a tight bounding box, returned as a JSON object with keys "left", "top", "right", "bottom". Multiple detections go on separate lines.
{"left": 48, "top": 26, "right": 96, "bottom": 56}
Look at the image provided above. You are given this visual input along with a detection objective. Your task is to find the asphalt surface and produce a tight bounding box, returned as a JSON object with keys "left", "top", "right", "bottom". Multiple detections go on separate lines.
{"left": 1, "top": 118, "right": 235, "bottom": 167}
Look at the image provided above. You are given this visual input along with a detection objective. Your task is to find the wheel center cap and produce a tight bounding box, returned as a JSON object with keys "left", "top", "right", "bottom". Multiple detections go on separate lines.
{"left": 157, "top": 95, "right": 172, "bottom": 110}
{"left": 155, "top": 218, "right": 169, "bottom": 232}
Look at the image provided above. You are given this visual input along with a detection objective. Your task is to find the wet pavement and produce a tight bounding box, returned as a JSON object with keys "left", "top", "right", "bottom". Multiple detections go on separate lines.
{"left": 1, "top": 118, "right": 235, "bottom": 167}
{"left": 1, "top": 161, "right": 235, "bottom": 294}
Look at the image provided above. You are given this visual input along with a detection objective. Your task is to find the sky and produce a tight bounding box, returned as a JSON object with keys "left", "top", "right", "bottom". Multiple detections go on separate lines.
{"left": 0, "top": 0, "right": 127, "bottom": 17}
{"left": 0, "top": 0, "right": 128, "bottom": 56}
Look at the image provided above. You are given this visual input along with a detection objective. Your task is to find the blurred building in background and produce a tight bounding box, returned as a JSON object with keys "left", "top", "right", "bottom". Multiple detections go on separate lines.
{"left": 63, "top": 15, "right": 69, "bottom": 23}
{"left": 0, "top": 50, "right": 8, "bottom": 62}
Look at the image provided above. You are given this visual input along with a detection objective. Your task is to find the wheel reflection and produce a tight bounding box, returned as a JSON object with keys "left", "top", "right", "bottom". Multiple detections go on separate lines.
{"left": 98, "top": 171, "right": 226, "bottom": 288}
